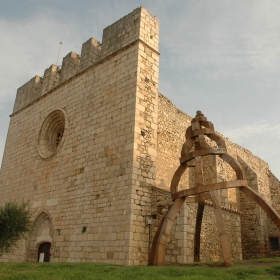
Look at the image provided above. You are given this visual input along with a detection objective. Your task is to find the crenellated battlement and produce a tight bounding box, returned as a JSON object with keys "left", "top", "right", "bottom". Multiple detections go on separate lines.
{"left": 13, "top": 7, "right": 159, "bottom": 113}
{"left": 80, "top": 38, "right": 101, "bottom": 71}
{"left": 41, "top": 64, "right": 60, "bottom": 96}
{"left": 100, "top": 7, "right": 159, "bottom": 58}
{"left": 13, "top": 75, "right": 43, "bottom": 112}
{"left": 59, "top": 51, "right": 80, "bottom": 84}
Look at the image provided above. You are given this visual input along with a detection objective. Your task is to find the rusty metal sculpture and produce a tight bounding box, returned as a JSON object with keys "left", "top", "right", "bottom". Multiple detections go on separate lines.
{"left": 149, "top": 111, "right": 280, "bottom": 266}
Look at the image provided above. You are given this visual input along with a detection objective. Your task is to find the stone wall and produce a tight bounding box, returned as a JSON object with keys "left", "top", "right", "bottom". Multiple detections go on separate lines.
{"left": 156, "top": 94, "right": 193, "bottom": 191}
{"left": 125, "top": 7, "right": 159, "bottom": 265}
{"left": 224, "top": 140, "right": 273, "bottom": 259}
{"left": 267, "top": 172, "right": 280, "bottom": 257}
{"left": 200, "top": 204, "right": 242, "bottom": 261}
{"left": 0, "top": 7, "right": 159, "bottom": 265}
{"left": 1, "top": 43, "right": 139, "bottom": 263}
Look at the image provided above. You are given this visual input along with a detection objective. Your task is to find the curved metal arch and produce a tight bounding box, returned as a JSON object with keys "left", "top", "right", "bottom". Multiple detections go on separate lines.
{"left": 149, "top": 110, "right": 280, "bottom": 266}
{"left": 172, "top": 147, "right": 246, "bottom": 198}
{"left": 148, "top": 198, "right": 186, "bottom": 265}
{"left": 170, "top": 163, "right": 188, "bottom": 196}
{"left": 240, "top": 186, "right": 280, "bottom": 230}
{"left": 151, "top": 151, "right": 247, "bottom": 266}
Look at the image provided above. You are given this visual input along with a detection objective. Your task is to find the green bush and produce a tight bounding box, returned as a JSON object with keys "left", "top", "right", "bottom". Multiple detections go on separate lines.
{"left": 0, "top": 201, "right": 32, "bottom": 253}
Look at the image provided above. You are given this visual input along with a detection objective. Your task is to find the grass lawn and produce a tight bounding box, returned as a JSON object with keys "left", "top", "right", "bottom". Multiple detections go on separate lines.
{"left": 1, "top": 258, "right": 280, "bottom": 279}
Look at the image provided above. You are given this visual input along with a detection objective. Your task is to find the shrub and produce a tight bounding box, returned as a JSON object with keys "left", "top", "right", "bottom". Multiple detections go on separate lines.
{"left": 0, "top": 201, "right": 32, "bottom": 253}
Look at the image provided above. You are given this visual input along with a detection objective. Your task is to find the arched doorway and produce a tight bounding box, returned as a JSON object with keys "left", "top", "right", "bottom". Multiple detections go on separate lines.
{"left": 38, "top": 242, "right": 51, "bottom": 262}
{"left": 26, "top": 211, "right": 54, "bottom": 262}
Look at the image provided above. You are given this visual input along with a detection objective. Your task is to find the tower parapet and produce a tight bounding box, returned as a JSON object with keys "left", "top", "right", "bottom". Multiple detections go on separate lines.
{"left": 13, "top": 76, "right": 42, "bottom": 112}
{"left": 100, "top": 7, "right": 159, "bottom": 58}
{"left": 12, "top": 6, "right": 159, "bottom": 113}
{"left": 59, "top": 52, "right": 80, "bottom": 83}
{"left": 41, "top": 65, "right": 60, "bottom": 96}
{"left": 79, "top": 38, "right": 101, "bottom": 71}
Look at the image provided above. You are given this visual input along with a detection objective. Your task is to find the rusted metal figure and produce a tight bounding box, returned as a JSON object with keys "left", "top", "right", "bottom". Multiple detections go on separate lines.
{"left": 149, "top": 111, "right": 280, "bottom": 266}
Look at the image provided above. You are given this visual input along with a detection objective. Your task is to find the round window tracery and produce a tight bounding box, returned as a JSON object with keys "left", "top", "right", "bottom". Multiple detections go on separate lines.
{"left": 37, "top": 109, "right": 68, "bottom": 159}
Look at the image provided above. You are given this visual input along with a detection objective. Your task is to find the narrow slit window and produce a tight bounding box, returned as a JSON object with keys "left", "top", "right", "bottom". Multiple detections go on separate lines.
{"left": 269, "top": 237, "right": 279, "bottom": 250}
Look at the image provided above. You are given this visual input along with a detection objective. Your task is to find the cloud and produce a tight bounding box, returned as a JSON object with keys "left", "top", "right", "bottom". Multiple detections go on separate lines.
{"left": 224, "top": 121, "right": 280, "bottom": 144}
{"left": 223, "top": 121, "right": 280, "bottom": 178}
{"left": 155, "top": 0, "right": 280, "bottom": 135}
{"left": 0, "top": 13, "right": 86, "bottom": 104}
{"left": 0, "top": 11, "right": 86, "bottom": 169}
{"left": 160, "top": 1, "right": 280, "bottom": 81}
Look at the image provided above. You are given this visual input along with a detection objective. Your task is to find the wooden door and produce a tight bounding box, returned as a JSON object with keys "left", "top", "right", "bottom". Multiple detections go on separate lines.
{"left": 38, "top": 242, "right": 51, "bottom": 262}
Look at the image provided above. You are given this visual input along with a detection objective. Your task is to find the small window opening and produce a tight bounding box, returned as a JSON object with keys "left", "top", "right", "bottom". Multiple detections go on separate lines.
{"left": 269, "top": 237, "right": 279, "bottom": 250}
{"left": 55, "top": 126, "right": 65, "bottom": 147}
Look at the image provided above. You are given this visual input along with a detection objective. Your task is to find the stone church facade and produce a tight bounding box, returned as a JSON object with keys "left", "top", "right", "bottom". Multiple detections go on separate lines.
{"left": 0, "top": 7, "right": 280, "bottom": 265}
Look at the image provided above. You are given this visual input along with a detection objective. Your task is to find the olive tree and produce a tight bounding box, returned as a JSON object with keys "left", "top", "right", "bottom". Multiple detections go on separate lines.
{"left": 0, "top": 202, "right": 32, "bottom": 253}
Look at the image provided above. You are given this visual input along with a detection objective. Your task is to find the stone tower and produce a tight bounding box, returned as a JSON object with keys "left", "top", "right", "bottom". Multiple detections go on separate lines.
{"left": 0, "top": 7, "right": 159, "bottom": 265}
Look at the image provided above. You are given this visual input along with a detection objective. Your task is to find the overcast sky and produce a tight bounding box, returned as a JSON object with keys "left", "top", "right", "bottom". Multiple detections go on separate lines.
{"left": 1, "top": 0, "right": 280, "bottom": 178}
